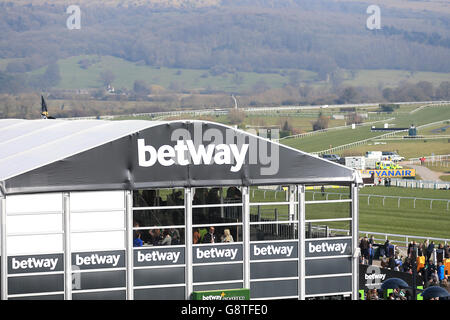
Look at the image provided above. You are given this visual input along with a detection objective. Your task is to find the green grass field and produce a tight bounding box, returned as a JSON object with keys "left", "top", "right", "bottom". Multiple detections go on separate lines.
{"left": 281, "top": 126, "right": 387, "bottom": 152}
{"left": 249, "top": 186, "right": 450, "bottom": 241}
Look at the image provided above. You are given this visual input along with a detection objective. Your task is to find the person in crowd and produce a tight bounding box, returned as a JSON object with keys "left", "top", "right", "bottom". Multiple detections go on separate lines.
{"left": 444, "top": 243, "right": 450, "bottom": 259}
{"left": 170, "top": 228, "right": 180, "bottom": 245}
{"left": 417, "top": 242, "right": 424, "bottom": 257}
{"left": 440, "top": 278, "right": 449, "bottom": 293}
{"left": 159, "top": 229, "right": 172, "bottom": 246}
{"left": 366, "top": 289, "right": 379, "bottom": 300}
{"left": 384, "top": 239, "right": 391, "bottom": 258}
{"left": 226, "top": 187, "right": 242, "bottom": 202}
{"left": 381, "top": 255, "right": 389, "bottom": 269}
{"left": 388, "top": 256, "right": 396, "bottom": 270}
{"left": 133, "top": 221, "right": 143, "bottom": 247}
{"left": 426, "top": 241, "right": 435, "bottom": 264}
{"left": 203, "top": 226, "right": 218, "bottom": 243}
{"left": 193, "top": 228, "right": 201, "bottom": 244}
{"left": 437, "top": 261, "right": 446, "bottom": 282}
{"left": 149, "top": 228, "right": 163, "bottom": 246}
{"left": 359, "top": 237, "right": 370, "bottom": 265}
{"left": 221, "top": 228, "right": 234, "bottom": 243}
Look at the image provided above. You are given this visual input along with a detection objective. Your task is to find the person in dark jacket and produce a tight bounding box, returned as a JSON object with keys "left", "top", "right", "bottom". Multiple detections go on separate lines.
{"left": 426, "top": 241, "right": 435, "bottom": 264}
{"left": 202, "top": 226, "right": 219, "bottom": 244}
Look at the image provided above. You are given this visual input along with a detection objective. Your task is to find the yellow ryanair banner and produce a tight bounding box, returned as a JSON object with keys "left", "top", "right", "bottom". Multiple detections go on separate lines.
{"left": 361, "top": 169, "right": 415, "bottom": 178}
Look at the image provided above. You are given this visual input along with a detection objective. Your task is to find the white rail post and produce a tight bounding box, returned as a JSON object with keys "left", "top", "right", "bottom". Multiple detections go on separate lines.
{"left": 0, "top": 196, "right": 6, "bottom": 300}
{"left": 125, "top": 190, "right": 134, "bottom": 300}
{"left": 63, "top": 192, "right": 72, "bottom": 300}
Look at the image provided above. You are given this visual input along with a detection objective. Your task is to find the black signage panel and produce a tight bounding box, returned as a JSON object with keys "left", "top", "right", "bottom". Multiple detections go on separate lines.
{"left": 134, "top": 267, "right": 185, "bottom": 287}
{"left": 193, "top": 243, "right": 243, "bottom": 264}
{"left": 8, "top": 274, "right": 64, "bottom": 295}
{"left": 305, "top": 276, "right": 352, "bottom": 295}
{"left": 72, "top": 290, "right": 126, "bottom": 300}
{"left": 251, "top": 261, "right": 298, "bottom": 279}
{"left": 72, "top": 250, "right": 125, "bottom": 270}
{"left": 134, "top": 247, "right": 185, "bottom": 267}
{"left": 250, "top": 279, "right": 298, "bottom": 299}
{"left": 193, "top": 263, "right": 243, "bottom": 283}
{"left": 305, "top": 257, "right": 352, "bottom": 276}
{"left": 8, "top": 254, "right": 63, "bottom": 274}
{"left": 359, "top": 264, "right": 423, "bottom": 290}
{"left": 250, "top": 241, "right": 298, "bottom": 261}
{"left": 134, "top": 286, "right": 185, "bottom": 300}
{"left": 73, "top": 270, "right": 126, "bottom": 291}
{"left": 305, "top": 239, "right": 352, "bottom": 258}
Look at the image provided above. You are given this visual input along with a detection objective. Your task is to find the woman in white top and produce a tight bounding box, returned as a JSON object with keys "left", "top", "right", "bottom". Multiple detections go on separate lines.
{"left": 221, "top": 228, "right": 234, "bottom": 243}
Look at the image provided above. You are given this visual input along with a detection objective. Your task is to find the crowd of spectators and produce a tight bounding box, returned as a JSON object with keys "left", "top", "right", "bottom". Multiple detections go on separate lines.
{"left": 360, "top": 236, "right": 450, "bottom": 299}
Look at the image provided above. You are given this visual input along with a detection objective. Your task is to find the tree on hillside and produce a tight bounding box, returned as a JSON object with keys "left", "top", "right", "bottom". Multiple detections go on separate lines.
{"left": 99, "top": 70, "right": 115, "bottom": 87}
{"left": 133, "top": 80, "right": 150, "bottom": 96}
{"left": 312, "top": 112, "right": 329, "bottom": 131}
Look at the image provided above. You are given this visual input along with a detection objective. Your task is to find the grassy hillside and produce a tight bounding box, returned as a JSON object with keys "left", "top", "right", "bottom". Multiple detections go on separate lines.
{"left": 26, "top": 55, "right": 450, "bottom": 93}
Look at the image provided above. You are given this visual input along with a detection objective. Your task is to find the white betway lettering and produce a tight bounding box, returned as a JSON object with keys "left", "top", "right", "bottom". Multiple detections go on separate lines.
{"left": 11, "top": 257, "right": 58, "bottom": 271}
{"left": 137, "top": 250, "right": 181, "bottom": 264}
{"left": 365, "top": 273, "right": 386, "bottom": 281}
{"left": 308, "top": 242, "right": 348, "bottom": 254}
{"left": 75, "top": 254, "right": 120, "bottom": 267}
{"left": 138, "top": 139, "right": 249, "bottom": 172}
{"left": 253, "top": 245, "right": 294, "bottom": 257}
{"left": 196, "top": 248, "right": 238, "bottom": 260}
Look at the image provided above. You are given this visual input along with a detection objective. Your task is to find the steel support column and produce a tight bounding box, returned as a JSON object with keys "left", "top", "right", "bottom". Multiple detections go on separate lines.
{"left": 63, "top": 193, "right": 72, "bottom": 300}
{"left": 0, "top": 196, "right": 6, "bottom": 300}
{"left": 351, "top": 184, "right": 360, "bottom": 300}
{"left": 298, "top": 185, "right": 306, "bottom": 300}
{"left": 185, "top": 188, "right": 193, "bottom": 300}
{"left": 125, "top": 190, "right": 134, "bottom": 300}
{"left": 242, "top": 186, "right": 250, "bottom": 290}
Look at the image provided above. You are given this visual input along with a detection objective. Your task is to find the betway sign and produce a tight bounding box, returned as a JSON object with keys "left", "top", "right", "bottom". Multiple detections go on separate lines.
{"left": 9, "top": 254, "right": 63, "bottom": 274}
{"left": 305, "top": 239, "right": 352, "bottom": 257}
{"left": 250, "top": 242, "right": 298, "bottom": 260}
{"left": 193, "top": 244, "right": 243, "bottom": 263}
{"left": 72, "top": 250, "right": 125, "bottom": 270}
{"left": 138, "top": 139, "right": 249, "bottom": 172}
{"left": 134, "top": 247, "right": 185, "bottom": 266}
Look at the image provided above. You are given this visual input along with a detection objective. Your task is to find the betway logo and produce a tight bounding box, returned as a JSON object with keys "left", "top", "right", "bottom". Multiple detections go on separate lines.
{"left": 75, "top": 254, "right": 120, "bottom": 267}
{"left": 253, "top": 244, "right": 294, "bottom": 257}
{"left": 308, "top": 242, "right": 348, "bottom": 254}
{"left": 138, "top": 139, "right": 249, "bottom": 172}
{"left": 11, "top": 257, "right": 58, "bottom": 271}
{"left": 137, "top": 250, "right": 180, "bottom": 264}
{"left": 365, "top": 273, "right": 386, "bottom": 281}
{"left": 196, "top": 247, "right": 238, "bottom": 260}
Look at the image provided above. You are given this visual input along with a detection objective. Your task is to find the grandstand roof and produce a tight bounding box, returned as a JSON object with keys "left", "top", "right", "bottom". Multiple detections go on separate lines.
{"left": 0, "top": 119, "right": 361, "bottom": 195}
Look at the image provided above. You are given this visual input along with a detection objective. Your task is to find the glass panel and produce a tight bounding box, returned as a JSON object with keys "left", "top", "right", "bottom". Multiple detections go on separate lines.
{"left": 250, "top": 186, "right": 289, "bottom": 203}
{"left": 133, "top": 188, "right": 185, "bottom": 207}
{"left": 250, "top": 204, "right": 290, "bottom": 222}
{"left": 192, "top": 187, "right": 242, "bottom": 205}
{"left": 305, "top": 221, "right": 352, "bottom": 239}
{"left": 305, "top": 202, "right": 352, "bottom": 220}
{"left": 134, "top": 209, "right": 185, "bottom": 227}
{"left": 250, "top": 223, "right": 298, "bottom": 241}
{"left": 193, "top": 206, "right": 242, "bottom": 225}
{"left": 134, "top": 228, "right": 185, "bottom": 246}
{"left": 193, "top": 226, "right": 242, "bottom": 244}
{"left": 305, "top": 185, "right": 350, "bottom": 201}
